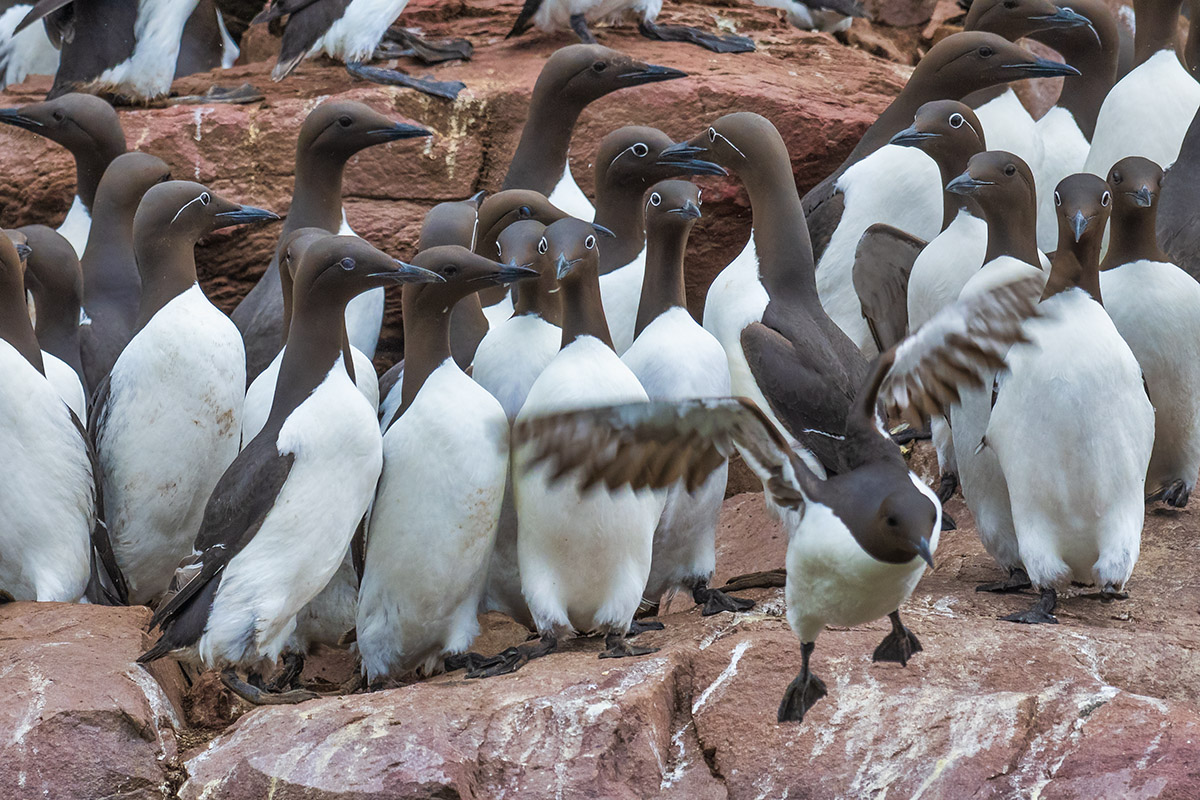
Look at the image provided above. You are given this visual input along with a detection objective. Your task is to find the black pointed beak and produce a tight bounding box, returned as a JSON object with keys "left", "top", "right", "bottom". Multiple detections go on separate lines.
{"left": 213, "top": 205, "right": 280, "bottom": 229}
{"left": 14, "top": 243, "right": 31, "bottom": 261}
{"left": 468, "top": 190, "right": 487, "bottom": 207}
{"left": 946, "top": 172, "right": 993, "bottom": 195}
{"left": 1070, "top": 210, "right": 1090, "bottom": 242}
{"left": 668, "top": 200, "right": 702, "bottom": 219}
{"left": 620, "top": 63, "right": 687, "bottom": 84}
{"left": 915, "top": 538, "right": 934, "bottom": 569}
{"left": 367, "top": 123, "right": 433, "bottom": 142}
{"left": 555, "top": 253, "right": 580, "bottom": 280}
{"left": 1032, "top": 7, "right": 1100, "bottom": 45}
{"left": 0, "top": 108, "right": 41, "bottom": 129}
{"left": 1131, "top": 186, "right": 1154, "bottom": 208}
{"left": 889, "top": 126, "right": 939, "bottom": 147}
{"left": 657, "top": 142, "right": 726, "bottom": 175}
{"left": 1005, "top": 57, "right": 1081, "bottom": 78}
{"left": 370, "top": 260, "right": 444, "bottom": 283}
{"left": 476, "top": 263, "right": 540, "bottom": 286}
{"left": 592, "top": 223, "right": 616, "bottom": 238}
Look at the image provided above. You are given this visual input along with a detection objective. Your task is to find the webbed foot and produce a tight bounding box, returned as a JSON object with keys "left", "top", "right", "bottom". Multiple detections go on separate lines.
{"left": 871, "top": 610, "right": 923, "bottom": 666}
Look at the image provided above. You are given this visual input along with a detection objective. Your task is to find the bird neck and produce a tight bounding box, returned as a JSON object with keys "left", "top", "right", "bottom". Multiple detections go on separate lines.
{"left": 266, "top": 296, "right": 349, "bottom": 433}
{"left": 561, "top": 270, "right": 614, "bottom": 350}
{"left": 594, "top": 180, "right": 648, "bottom": 274}
{"left": 400, "top": 288, "right": 455, "bottom": 416}
{"left": 982, "top": 200, "right": 1041, "bottom": 266}
{"left": 741, "top": 163, "right": 819, "bottom": 304}
{"left": 1033, "top": 22, "right": 1119, "bottom": 140}
{"left": 502, "top": 89, "right": 586, "bottom": 195}
{"left": 634, "top": 223, "right": 689, "bottom": 339}
{"left": 133, "top": 238, "right": 199, "bottom": 330}
{"left": 75, "top": 141, "right": 126, "bottom": 212}
{"left": 1102, "top": 207, "right": 1169, "bottom": 268}
{"left": 1047, "top": 232, "right": 1104, "bottom": 303}
{"left": 289, "top": 154, "right": 348, "bottom": 233}
{"left": 1134, "top": 0, "right": 1183, "bottom": 65}
{"left": 80, "top": 195, "right": 140, "bottom": 314}
{"left": 0, "top": 280, "right": 44, "bottom": 374}
{"left": 32, "top": 290, "right": 82, "bottom": 369}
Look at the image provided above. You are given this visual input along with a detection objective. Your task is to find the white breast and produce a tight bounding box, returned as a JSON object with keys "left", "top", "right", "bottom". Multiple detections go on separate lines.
{"left": 532, "top": 0, "right": 661, "bottom": 31}
{"left": 197, "top": 358, "right": 381, "bottom": 668}
{"left": 0, "top": 5, "right": 60, "bottom": 89}
{"left": 214, "top": 9, "right": 239, "bottom": 68}
{"left": 358, "top": 360, "right": 508, "bottom": 679}
{"left": 480, "top": 292, "right": 515, "bottom": 329}
{"left": 1101, "top": 260, "right": 1200, "bottom": 498}
{"left": 0, "top": 342, "right": 94, "bottom": 602}
{"left": 1085, "top": 49, "right": 1200, "bottom": 177}
{"left": 308, "top": 0, "right": 410, "bottom": 63}
{"left": 515, "top": 336, "right": 665, "bottom": 635}
{"left": 99, "top": 284, "right": 245, "bottom": 606}
{"left": 815, "top": 144, "right": 943, "bottom": 355}
{"left": 94, "top": 0, "right": 200, "bottom": 98}
{"left": 786, "top": 474, "right": 939, "bottom": 644}
{"left": 598, "top": 246, "right": 646, "bottom": 355}
{"left": 987, "top": 290, "right": 1153, "bottom": 590}
{"left": 1033, "top": 107, "right": 1090, "bottom": 253}
{"left": 472, "top": 313, "right": 562, "bottom": 421}
{"left": 56, "top": 196, "right": 91, "bottom": 260}
{"left": 623, "top": 307, "right": 732, "bottom": 600}
{"left": 546, "top": 157, "right": 596, "bottom": 221}
{"left": 906, "top": 209, "right": 988, "bottom": 333}
{"left": 242, "top": 344, "right": 378, "bottom": 447}
{"left": 41, "top": 351, "right": 86, "bottom": 420}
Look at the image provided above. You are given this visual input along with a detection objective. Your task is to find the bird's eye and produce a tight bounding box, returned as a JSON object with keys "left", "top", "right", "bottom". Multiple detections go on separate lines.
{"left": 443, "top": 265, "right": 458, "bottom": 277}
{"left": 339, "top": 258, "right": 355, "bottom": 271}
{"left": 537, "top": 238, "right": 548, "bottom": 254}
{"left": 1004, "top": 164, "right": 1016, "bottom": 177}
{"left": 948, "top": 113, "right": 964, "bottom": 128}
{"left": 592, "top": 61, "right": 607, "bottom": 72}
{"left": 1054, "top": 191, "right": 1061, "bottom": 207}
{"left": 199, "top": 192, "right": 211, "bottom": 205}
{"left": 631, "top": 142, "right": 648, "bottom": 157}
{"left": 708, "top": 127, "right": 717, "bottom": 142}
{"left": 337, "top": 115, "right": 353, "bottom": 128}
{"left": 649, "top": 192, "right": 661, "bottom": 206}
{"left": 886, "top": 516, "right": 899, "bottom": 527}
{"left": 1101, "top": 191, "right": 1112, "bottom": 207}
{"left": 518, "top": 205, "right": 532, "bottom": 218}
{"left": 585, "top": 235, "right": 596, "bottom": 250}
{"left": 979, "top": 46, "right": 995, "bottom": 58}
{"left": 1003, "top": 0, "right": 1016, "bottom": 8}
{"left": 1111, "top": 171, "right": 1123, "bottom": 185}
{"left": 52, "top": 110, "right": 65, "bottom": 122}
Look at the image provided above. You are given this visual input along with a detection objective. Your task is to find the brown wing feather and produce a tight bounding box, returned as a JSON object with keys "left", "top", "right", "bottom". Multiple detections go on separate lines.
{"left": 853, "top": 223, "right": 925, "bottom": 352}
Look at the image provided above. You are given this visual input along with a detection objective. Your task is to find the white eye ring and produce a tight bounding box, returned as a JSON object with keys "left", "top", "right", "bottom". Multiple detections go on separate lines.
{"left": 495, "top": 242, "right": 502, "bottom": 257}
{"left": 696, "top": 189, "right": 702, "bottom": 204}
{"left": 708, "top": 127, "right": 717, "bottom": 142}
{"left": 339, "top": 258, "right": 355, "bottom": 271}
{"left": 537, "top": 238, "right": 548, "bottom": 255}
{"left": 1054, "top": 191, "right": 1061, "bottom": 207}
{"left": 584, "top": 235, "right": 596, "bottom": 250}
{"left": 199, "top": 192, "right": 211, "bottom": 206}
{"left": 948, "top": 113, "right": 964, "bottom": 128}
{"left": 1101, "top": 191, "right": 1111, "bottom": 207}
{"left": 631, "top": 142, "right": 648, "bottom": 157}
{"left": 649, "top": 192, "right": 662, "bottom": 206}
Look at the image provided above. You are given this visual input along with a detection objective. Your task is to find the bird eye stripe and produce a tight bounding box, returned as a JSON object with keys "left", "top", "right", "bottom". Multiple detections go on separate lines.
{"left": 170, "top": 194, "right": 207, "bottom": 224}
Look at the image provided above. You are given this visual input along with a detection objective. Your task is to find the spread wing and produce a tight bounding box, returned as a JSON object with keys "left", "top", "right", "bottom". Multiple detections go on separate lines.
{"left": 512, "top": 397, "right": 817, "bottom": 509}
{"left": 1157, "top": 114, "right": 1200, "bottom": 280}
{"left": 261, "top": 0, "right": 354, "bottom": 80}
{"left": 853, "top": 223, "right": 925, "bottom": 352}
{"left": 139, "top": 437, "right": 295, "bottom": 661}
{"left": 876, "top": 274, "right": 1042, "bottom": 428}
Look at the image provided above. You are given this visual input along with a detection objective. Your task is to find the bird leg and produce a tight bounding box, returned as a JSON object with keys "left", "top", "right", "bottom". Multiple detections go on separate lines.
{"left": 976, "top": 567, "right": 1033, "bottom": 594}
{"left": 777, "top": 641, "right": 827, "bottom": 723}
{"left": 634, "top": 598, "right": 661, "bottom": 620}
{"left": 940, "top": 512, "right": 957, "bottom": 531}
{"left": 1147, "top": 478, "right": 1190, "bottom": 508}
{"left": 722, "top": 568, "right": 787, "bottom": 592}
{"left": 378, "top": 28, "right": 473, "bottom": 64}
{"left": 936, "top": 472, "right": 958, "bottom": 503}
{"left": 345, "top": 62, "right": 465, "bottom": 101}
{"left": 569, "top": 14, "right": 598, "bottom": 44}
{"left": 1080, "top": 584, "right": 1129, "bottom": 603}
{"left": 466, "top": 633, "right": 558, "bottom": 678}
{"left": 692, "top": 579, "right": 756, "bottom": 616}
{"left": 0, "top": 589, "right": 13, "bottom": 603}
{"left": 871, "top": 610, "right": 923, "bottom": 666}
{"left": 444, "top": 651, "right": 507, "bottom": 673}
{"left": 891, "top": 426, "right": 931, "bottom": 445}
{"left": 267, "top": 653, "right": 305, "bottom": 692}
{"left": 637, "top": 20, "right": 755, "bottom": 54}
{"left": 628, "top": 618, "right": 665, "bottom": 636}
{"left": 221, "top": 669, "right": 319, "bottom": 705}
{"left": 1001, "top": 587, "right": 1059, "bottom": 625}
{"left": 600, "top": 631, "right": 658, "bottom": 659}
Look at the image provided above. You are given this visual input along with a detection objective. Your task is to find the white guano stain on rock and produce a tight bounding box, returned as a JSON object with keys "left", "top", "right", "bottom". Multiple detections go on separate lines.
{"left": 693, "top": 640, "right": 751, "bottom": 714}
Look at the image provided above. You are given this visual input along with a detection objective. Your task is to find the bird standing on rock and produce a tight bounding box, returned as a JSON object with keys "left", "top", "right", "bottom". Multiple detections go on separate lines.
{"left": 512, "top": 277, "right": 1044, "bottom": 722}
{"left": 139, "top": 237, "right": 443, "bottom": 705}
{"left": 507, "top": 0, "right": 756, "bottom": 53}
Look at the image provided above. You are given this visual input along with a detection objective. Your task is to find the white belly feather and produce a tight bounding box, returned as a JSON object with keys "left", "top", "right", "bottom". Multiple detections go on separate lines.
{"left": 599, "top": 245, "right": 646, "bottom": 355}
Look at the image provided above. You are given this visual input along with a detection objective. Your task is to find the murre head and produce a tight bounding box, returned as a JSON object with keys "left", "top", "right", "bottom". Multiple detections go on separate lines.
{"left": 965, "top": 0, "right": 1098, "bottom": 41}
{"left": 0, "top": 93, "right": 125, "bottom": 154}
{"left": 1107, "top": 156, "right": 1163, "bottom": 212}
{"left": 135, "top": 181, "right": 280, "bottom": 246}
{"left": 419, "top": 192, "right": 487, "bottom": 251}
{"left": 500, "top": 220, "right": 559, "bottom": 321}
{"left": 542, "top": 218, "right": 602, "bottom": 284}
{"left": 92, "top": 152, "right": 172, "bottom": 216}
{"left": 293, "top": 236, "right": 443, "bottom": 308}
{"left": 1054, "top": 173, "right": 1112, "bottom": 245}
{"left": 281, "top": 228, "right": 333, "bottom": 283}
{"left": 657, "top": 112, "right": 782, "bottom": 179}
{"left": 597, "top": 126, "right": 726, "bottom": 192}
{"left": 849, "top": 480, "right": 939, "bottom": 568}
{"left": 20, "top": 225, "right": 82, "bottom": 315}
{"left": 405, "top": 245, "right": 537, "bottom": 309}
{"left": 910, "top": 31, "right": 1080, "bottom": 92}
{"left": 645, "top": 180, "right": 703, "bottom": 233}
{"left": 298, "top": 101, "right": 431, "bottom": 160}
{"left": 0, "top": 230, "right": 41, "bottom": 370}
{"left": 536, "top": 44, "right": 686, "bottom": 106}
{"left": 475, "top": 190, "right": 611, "bottom": 258}
{"left": 947, "top": 150, "right": 1037, "bottom": 215}
{"left": 890, "top": 100, "right": 987, "bottom": 159}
